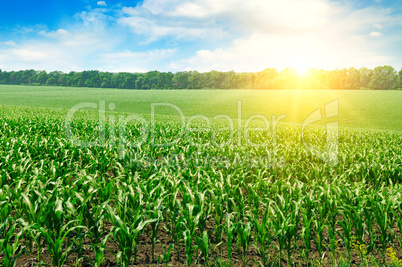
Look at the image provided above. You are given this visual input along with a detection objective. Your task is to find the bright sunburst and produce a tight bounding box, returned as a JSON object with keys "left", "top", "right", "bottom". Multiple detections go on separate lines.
{"left": 294, "top": 58, "right": 310, "bottom": 76}
{"left": 295, "top": 65, "right": 308, "bottom": 76}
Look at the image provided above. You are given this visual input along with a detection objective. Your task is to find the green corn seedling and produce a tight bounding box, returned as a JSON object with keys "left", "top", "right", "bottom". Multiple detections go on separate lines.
{"left": 0, "top": 220, "right": 26, "bottom": 267}
{"left": 223, "top": 213, "right": 236, "bottom": 263}
{"left": 34, "top": 221, "right": 86, "bottom": 267}
{"left": 107, "top": 204, "right": 157, "bottom": 266}
{"left": 196, "top": 231, "right": 210, "bottom": 266}
{"left": 237, "top": 220, "right": 252, "bottom": 267}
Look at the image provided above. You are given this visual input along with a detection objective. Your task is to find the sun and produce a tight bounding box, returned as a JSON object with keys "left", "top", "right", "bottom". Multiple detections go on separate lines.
{"left": 294, "top": 61, "right": 309, "bottom": 76}
{"left": 295, "top": 66, "right": 308, "bottom": 76}
{"left": 292, "top": 55, "right": 312, "bottom": 76}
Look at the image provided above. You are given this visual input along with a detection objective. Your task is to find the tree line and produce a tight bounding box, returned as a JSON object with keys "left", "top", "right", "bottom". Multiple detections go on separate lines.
{"left": 0, "top": 66, "right": 401, "bottom": 90}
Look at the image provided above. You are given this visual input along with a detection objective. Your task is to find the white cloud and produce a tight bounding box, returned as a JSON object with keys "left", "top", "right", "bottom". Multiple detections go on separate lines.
{"left": 0, "top": 23, "right": 117, "bottom": 71}
{"left": 369, "top": 31, "right": 383, "bottom": 37}
{"left": 99, "top": 49, "right": 177, "bottom": 72}
{"left": 37, "top": 28, "right": 106, "bottom": 47}
{"left": 166, "top": 0, "right": 332, "bottom": 34}
{"left": 165, "top": 2, "right": 401, "bottom": 71}
{"left": 0, "top": 39, "right": 175, "bottom": 72}
{"left": 0, "top": 44, "right": 79, "bottom": 71}
{"left": 118, "top": 7, "right": 227, "bottom": 42}
{"left": 119, "top": 0, "right": 333, "bottom": 41}
{"left": 0, "top": 41, "right": 17, "bottom": 46}
{"left": 116, "top": 0, "right": 402, "bottom": 71}
{"left": 172, "top": 31, "right": 394, "bottom": 72}
{"left": 373, "top": 23, "right": 383, "bottom": 29}
{"left": 1, "top": 0, "right": 401, "bottom": 72}
{"left": 75, "top": 9, "right": 111, "bottom": 31}
{"left": 97, "top": 1, "right": 107, "bottom": 6}
{"left": 0, "top": 6, "right": 175, "bottom": 72}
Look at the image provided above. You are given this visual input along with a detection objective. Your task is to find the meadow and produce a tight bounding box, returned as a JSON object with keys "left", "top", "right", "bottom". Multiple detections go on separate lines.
{"left": 0, "top": 85, "right": 402, "bottom": 266}
{"left": 0, "top": 85, "right": 401, "bottom": 131}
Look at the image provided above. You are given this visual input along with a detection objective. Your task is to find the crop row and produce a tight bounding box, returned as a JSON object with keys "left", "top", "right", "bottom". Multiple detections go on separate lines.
{"left": 0, "top": 116, "right": 402, "bottom": 266}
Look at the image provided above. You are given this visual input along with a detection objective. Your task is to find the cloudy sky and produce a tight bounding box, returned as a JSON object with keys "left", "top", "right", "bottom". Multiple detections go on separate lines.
{"left": 0, "top": 0, "right": 401, "bottom": 73}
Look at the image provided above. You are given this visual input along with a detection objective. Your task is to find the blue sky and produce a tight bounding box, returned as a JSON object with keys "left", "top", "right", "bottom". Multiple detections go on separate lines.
{"left": 0, "top": 0, "right": 401, "bottom": 72}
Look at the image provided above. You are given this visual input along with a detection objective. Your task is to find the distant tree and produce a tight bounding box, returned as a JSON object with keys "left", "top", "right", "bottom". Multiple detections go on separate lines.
{"left": 47, "top": 71, "right": 63, "bottom": 86}
{"left": 28, "top": 70, "right": 39, "bottom": 84}
{"left": 231, "top": 72, "right": 249, "bottom": 89}
{"left": 345, "top": 67, "right": 361, "bottom": 89}
{"left": 173, "top": 71, "right": 191, "bottom": 89}
{"left": 188, "top": 71, "right": 202, "bottom": 89}
{"left": 58, "top": 73, "right": 67, "bottom": 86}
{"left": 226, "top": 71, "right": 246, "bottom": 89}
{"left": 46, "top": 77, "right": 57, "bottom": 86}
{"left": 368, "top": 65, "right": 397, "bottom": 90}
{"left": 114, "top": 73, "right": 127, "bottom": 89}
{"left": 277, "top": 68, "right": 299, "bottom": 89}
{"left": 0, "top": 67, "right": 401, "bottom": 90}
{"left": 255, "top": 68, "right": 279, "bottom": 89}
{"left": 135, "top": 75, "right": 145, "bottom": 89}
{"left": 398, "top": 68, "right": 402, "bottom": 89}
{"left": 143, "top": 70, "right": 160, "bottom": 89}
{"left": 158, "top": 72, "right": 174, "bottom": 89}
{"left": 359, "top": 67, "right": 373, "bottom": 88}
{"left": 37, "top": 71, "right": 48, "bottom": 84}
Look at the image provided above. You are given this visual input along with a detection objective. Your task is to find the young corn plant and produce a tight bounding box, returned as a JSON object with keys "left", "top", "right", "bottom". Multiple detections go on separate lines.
{"left": 327, "top": 224, "right": 338, "bottom": 260}
{"left": 106, "top": 204, "right": 157, "bottom": 266}
{"left": 237, "top": 220, "right": 253, "bottom": 267}
{"left": 158, "top": 242, "right": 174, "bottom": 267}
{"left": 351, "top": 206, "right": 366, "bottom": 245}
{"left": 252, "top": 206, "right": 274, "bottom": 266}
{"left": 34, "top": 220, "right": 87, "bottom": 267}
{"left": 223, "top": 213, "right": 236, "bottom": 264}
{"left": 146, "top": 203, "right": 163, "bottom": 263}
{"left": 196, "top": 231, "right": 210, "bottom": 266}
{"left": 68, "top": 189, "right": 106, "bottom": 244}
{"left": 162, "top": 188, "right": 183, "bottom": 261}
{"left": 363, "top": 205, "right": 376, "bottom": 255}
{"left": 211, "top": 192, "right": 225, "bottom": 245}
{"left": 313, "top": 216, "right": 325, "bottom": 261}
{"left": 0, "top": 219, "right": 26, "bottom": 267}
{"left": 374, "top": 201, "right": 393, "bottom": 264}
{"left": 181, "top": 203, "right": 203, "bottom": 266}
{"left": 301, "top": 214, "right": 312, "bottom": 263}
{"left": 89, "top": 233, "right": 111, "bottom": 267}
{"left": 271, "top": 206, "right": 287, "bottom": 266}
{"left": 337, "top": 215, "right": 353, "bottom": 262}
{"left": 284, "top": 213, "right": 299, "bottom": 266}
{"left": 232, "top": 185, "right": 247, "bottom": 223}
{"left": 272, "top": 201, "right": 299, "bottom": 266}
{"left": 395, "top": 211, "right": 402, "bottom": 249}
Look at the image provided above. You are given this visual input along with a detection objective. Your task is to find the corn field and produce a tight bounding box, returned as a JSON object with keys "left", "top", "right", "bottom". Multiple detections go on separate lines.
{"left": 1, "top": 114, "right": 402, "bottom": 266}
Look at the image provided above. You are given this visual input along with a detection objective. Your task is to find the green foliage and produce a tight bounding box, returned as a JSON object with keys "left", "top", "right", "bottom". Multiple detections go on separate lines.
{"left": 0, "top": 104, "right": 402, "bottom": 265}
{"left": 0, "top": 219, "right": 26, "bottom": 267}
{"left": 1, "top": 86, "right": 402, "bottom": 131}
{"left": 398, "top": 68, "right": 402, "bottom": 89}
{"left": 368, "top": 65, "right": 398, "bottom": 90}
{"left": 0, "top": 65, "right": 401, "bottom": 89}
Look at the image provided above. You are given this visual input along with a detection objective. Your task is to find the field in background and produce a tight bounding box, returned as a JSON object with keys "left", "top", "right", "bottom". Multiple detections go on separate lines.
{"left": 0, "top": 84, "right": 401, "bottom": 131}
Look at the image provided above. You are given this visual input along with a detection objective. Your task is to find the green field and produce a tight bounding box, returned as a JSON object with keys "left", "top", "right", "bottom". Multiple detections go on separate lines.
{"left": 1, "top": 85, "right": 402, "bottom": 267}
{"left": 0, "top": 85, "right": 401, "bottom": 131}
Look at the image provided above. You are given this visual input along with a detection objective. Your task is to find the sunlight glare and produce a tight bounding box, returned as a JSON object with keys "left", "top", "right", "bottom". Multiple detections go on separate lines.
{"left": 294, "top": 59, "right": 309, "bottom": 76}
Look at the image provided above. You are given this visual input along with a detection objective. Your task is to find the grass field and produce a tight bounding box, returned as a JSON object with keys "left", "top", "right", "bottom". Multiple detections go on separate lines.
{"left": 1, "top": 85, "right": 402, "bottom": 267}
{"left": 0, "top": 85, "right": 401, "bottom": 131}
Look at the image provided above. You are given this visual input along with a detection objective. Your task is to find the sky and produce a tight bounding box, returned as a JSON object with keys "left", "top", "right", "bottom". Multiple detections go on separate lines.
{"left": 0, "top": 0, "right": 401, "bottom": 73}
